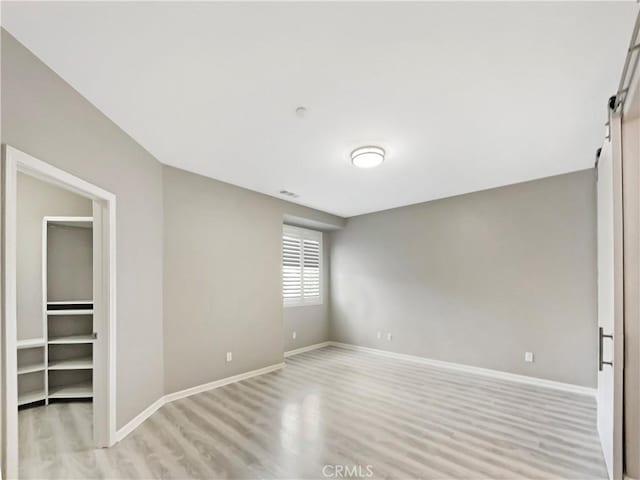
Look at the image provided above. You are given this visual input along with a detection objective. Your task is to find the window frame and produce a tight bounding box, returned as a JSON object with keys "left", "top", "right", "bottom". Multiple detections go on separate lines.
{"left": 282, "top": 225, "right": 323, "bottom": 307}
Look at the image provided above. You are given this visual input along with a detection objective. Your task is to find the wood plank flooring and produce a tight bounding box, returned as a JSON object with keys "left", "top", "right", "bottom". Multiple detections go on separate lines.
{"left": 19, "top": 346, "right": 607, "bottom": 479}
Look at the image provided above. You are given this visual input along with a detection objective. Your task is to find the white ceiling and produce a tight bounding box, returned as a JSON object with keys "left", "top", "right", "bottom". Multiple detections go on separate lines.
{"left": 2, "top": 2, "right": 637, "bottom": 217}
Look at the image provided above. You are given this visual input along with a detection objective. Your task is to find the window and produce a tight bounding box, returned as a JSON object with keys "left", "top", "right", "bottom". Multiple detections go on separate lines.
{"left": 282, "top": 225, "right": 322, "bottom": 306}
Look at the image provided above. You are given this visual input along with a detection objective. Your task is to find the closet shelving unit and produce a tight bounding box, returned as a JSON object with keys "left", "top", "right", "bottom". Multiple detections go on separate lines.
{"left": 46, "top": 299, "right": 94, "bottom": 400}
{"left": 17, "top": 216, "right": 95, "bottom": 407}
{"left": 17, "top": 339, "right": 46, "bottom": 406}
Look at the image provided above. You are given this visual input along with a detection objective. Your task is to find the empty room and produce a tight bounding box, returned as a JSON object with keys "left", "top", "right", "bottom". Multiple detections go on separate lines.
{"left": 1, "top": 2, "right": 640, "bottom": 479}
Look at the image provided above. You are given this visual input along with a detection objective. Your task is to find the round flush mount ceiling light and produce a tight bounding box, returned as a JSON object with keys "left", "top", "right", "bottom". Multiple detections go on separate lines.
{"left": 351, "top": 146, "right": 385, "bottom": 168}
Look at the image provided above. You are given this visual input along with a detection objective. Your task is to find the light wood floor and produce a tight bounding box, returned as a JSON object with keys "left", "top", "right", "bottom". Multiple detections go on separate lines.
{"left": 19, "top": 346, "right": 607, "bottom": 479}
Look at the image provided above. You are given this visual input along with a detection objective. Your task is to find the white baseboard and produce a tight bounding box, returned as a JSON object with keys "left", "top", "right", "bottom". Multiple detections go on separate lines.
{"left": 164, "top": 362, "right": 285, "bottom": 403}
{"left": 115, "top": 396, "right": 165, "bottom": 442}
{"left": 329, "top": 342, "right": 597, "bottom": 397}
{"left": 284, "top": 341, "right": 331, "bottom": 358}
{"left": 116, "top": 340, "right": 595, "bottom": 442}
{"left": 115, "top": 362, "right": 285, "bottom": 442}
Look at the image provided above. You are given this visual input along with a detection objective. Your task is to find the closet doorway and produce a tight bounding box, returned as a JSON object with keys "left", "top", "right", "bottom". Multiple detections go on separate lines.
{"left": 2, "top": 146, "right": 116, "bottom": 479}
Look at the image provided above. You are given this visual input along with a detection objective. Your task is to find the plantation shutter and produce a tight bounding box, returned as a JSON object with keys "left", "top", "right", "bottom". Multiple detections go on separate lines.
{"left": 282, "top": 234, "right": 302, "bottom": 300}
{"left": 282, "top": 226, "right": 322, "bottom": 305}
{"left": 302, "top": 238, "right": 320, "bottom": 298}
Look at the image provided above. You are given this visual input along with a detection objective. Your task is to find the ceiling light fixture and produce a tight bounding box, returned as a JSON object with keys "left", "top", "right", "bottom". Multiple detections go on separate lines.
{"left": 351, "top": 146, "right": 385, "bottom": 168}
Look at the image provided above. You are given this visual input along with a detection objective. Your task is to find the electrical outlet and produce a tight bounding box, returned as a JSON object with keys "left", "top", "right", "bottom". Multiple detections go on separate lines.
{"left": 525, "top": 352, "right": 534, "bottom": 363}
{"left": 386, "top": 333, "right": 392, "bottom": 341}
{"left": 226, "top": 352, "right": 233, "bottom": 362}
{"left": 292, "top": 331, "right": 297, "bottom": 339}
{"left": 377, "top": 331, "right": 382, "bottom": 339}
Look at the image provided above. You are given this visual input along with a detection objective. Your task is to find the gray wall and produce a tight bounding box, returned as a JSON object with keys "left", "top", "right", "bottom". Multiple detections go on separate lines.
{"left": 162, "top": 166, "right": 342, "bottom": 394}
{"left": 330, "top": 170, "right": 597, "bottom": 388}
{"left": 17, "top": 173, "right": 91, "bottom": 340}
{"left": 2, "top": 30, "right": 165, "bottom": 429}
{"left": 47, "top": 224, "right": 93, "bottom": 302}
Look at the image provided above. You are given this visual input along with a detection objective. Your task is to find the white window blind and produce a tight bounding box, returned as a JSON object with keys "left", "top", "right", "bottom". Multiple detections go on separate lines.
{"left": 282, "top": 225, "right": 322, "bottom": 306}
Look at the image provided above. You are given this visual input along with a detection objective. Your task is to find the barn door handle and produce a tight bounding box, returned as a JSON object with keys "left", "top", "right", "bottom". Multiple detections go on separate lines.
{"left": 599, "top": 327, "right": 614, "bottom": 371}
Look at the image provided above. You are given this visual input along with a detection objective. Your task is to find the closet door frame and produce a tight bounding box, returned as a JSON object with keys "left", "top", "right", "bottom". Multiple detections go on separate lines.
{"left": 1, "top": 145, "right": 117, "bottom": 478}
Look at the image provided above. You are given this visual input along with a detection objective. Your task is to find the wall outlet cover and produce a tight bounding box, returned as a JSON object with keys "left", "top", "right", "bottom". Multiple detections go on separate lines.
{"left": 226, "top": 352, "right": 233, "bottom": 362}
{"left": 525, "top": 352, "right": 534, "bottom": 363}
{"left": 292, "top": 331, "right": 297, "bottom": 339}
{"left": 386, "top": 333, "right": 392, "bottom": 341}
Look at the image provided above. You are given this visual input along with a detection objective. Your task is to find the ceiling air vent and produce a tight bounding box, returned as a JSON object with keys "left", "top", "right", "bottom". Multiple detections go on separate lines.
{"left": 279, "top": 190, "right": 299, "bottom": 198}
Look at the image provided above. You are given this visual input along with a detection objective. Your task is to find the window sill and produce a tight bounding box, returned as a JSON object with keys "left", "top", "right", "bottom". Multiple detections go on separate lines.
{"left": 284, "top": 302, "right": 323, "bottom": 308}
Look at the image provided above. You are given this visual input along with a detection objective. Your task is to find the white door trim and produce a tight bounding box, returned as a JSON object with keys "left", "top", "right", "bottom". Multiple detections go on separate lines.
{"left": 1, "top": 145, "right": 117, "bottom": 479}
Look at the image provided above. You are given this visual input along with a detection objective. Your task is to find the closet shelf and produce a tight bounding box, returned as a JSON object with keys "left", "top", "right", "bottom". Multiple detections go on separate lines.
{"left": 47, "top": 300, "right": 93, "bottom": 305}
{"left": 48, "top": 334, "right": 96, "bottom": 345}
{"left": 18, "top": 364, "right": 46, "bottom": 375}
{"left": 17, "top": 338, "right": 45, "bottom": 349}
{"left": 48, "top": 381, "right": 92, "bottom": 399}
{"left": 18, "top": 389, "right": 46, "bottom": 406}
{"left": 47, "top": 310, "right": 93, "bottom": 316}
{"left": 48, "top": 357, "right": 93, "bottom": 370}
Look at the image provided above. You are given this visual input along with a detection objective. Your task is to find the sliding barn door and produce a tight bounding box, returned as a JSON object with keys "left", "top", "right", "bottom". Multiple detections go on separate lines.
{"left": 596, "top": 113, "right": 624, "bottom": 480}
